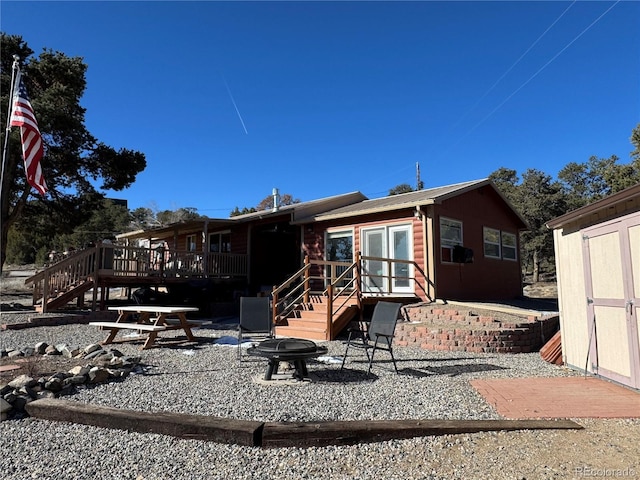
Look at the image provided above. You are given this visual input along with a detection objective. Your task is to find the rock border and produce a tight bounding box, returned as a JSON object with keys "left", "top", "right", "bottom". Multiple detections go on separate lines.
{"left": 1, "top": 342, "right": 141, "bottom": 421}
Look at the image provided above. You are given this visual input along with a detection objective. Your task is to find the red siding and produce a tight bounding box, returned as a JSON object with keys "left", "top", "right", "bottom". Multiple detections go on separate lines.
{"left": 304, "top": 186, "right": 523, "bottom": 301}
{"left": 310, "top": 212, "right": 431, "bottom": 301}
{"left": 434, "top": 186, "right": 523, "bottom": 300}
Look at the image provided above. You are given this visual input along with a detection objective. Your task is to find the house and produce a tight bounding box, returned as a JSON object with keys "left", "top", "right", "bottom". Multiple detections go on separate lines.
{"left": 116, "top": 190, "right": 367, "bottom": 294}
{"left": 294, "top": 178, "right": 527, "bottom": 303}
{"left": 29, "top": 179, "right": 528, "bottom": 339}
{"left": 115, "top": 178, "right": 526, "bottom": 302}
{"left": 547, "top": 183, "right": 640, "bottom": 390}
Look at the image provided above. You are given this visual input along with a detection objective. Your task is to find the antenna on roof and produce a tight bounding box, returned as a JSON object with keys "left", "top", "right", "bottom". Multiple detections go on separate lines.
{"left": 416, "top": 162, "right": 422, "bottom": 191}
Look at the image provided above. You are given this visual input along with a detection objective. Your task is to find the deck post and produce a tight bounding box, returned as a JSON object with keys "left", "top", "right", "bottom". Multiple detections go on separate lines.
{"left": 271, "top": 286, "right": 278, "bottom": 326}
{"left": 303, "top": 256, "right": 310, "bottom": 304}
{"left": 41, "top": 274, "right": 49, "bottom": 313}
{"left": 355, "top": 251, "right": 363, "bottom": 322}
{"left": 92, "top": 244, "right": 100, "bottom": 311}
{"left": 326, "top": 284, "right": 333, "bottom": 340}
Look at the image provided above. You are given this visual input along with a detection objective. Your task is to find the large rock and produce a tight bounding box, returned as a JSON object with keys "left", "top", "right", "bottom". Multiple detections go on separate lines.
{"left": 83, "top": 344, "right": 102, "bottom": 355}
{"left": 44, "top": 345, "right": 60, "bottom": 355}
{"left": 8, "top": 375, "right": 36, "bottom": 389}
{"left": 34, "top": 342, "right": 49, "bottom": 354}
{"left": 44, "top": 378, "right": 63, "bottom": 393}
{"left": 0, "top": 397, "right": 12, "bottom": 414}
{"left": 68, "top": 365, "right": 91, "bottom": 376}
{"left": 88, "top": 367, "right": 110, "bottom": 384}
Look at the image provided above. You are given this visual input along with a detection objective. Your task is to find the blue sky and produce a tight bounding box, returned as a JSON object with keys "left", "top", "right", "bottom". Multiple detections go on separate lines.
{"left": 3, "top": 1, "right": 639, "bottom": 216}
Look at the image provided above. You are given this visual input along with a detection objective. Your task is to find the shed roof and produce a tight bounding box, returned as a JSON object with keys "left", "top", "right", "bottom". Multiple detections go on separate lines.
{"left": 546, "top": 183, "right": 640, "bottom": 229}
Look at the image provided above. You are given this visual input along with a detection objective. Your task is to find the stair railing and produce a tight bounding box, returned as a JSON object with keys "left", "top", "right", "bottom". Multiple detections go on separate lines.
{"left": 26, "top": 246, "right": 99, "bottom": 312}
{"left": 323, "top": 257, "right": 361, "bottom": 338}
{"left": 271, "top": 258, "right": 312, "bottom": 322}
{"left": 271, "top": 255, "right": 361, "bottom": 334}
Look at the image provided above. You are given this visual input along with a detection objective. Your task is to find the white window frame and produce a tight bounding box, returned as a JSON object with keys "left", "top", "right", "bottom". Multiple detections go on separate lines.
{"left": 324, "top": 229, "right": 354, "bottom": 288}
{"left": 186, "top": 234, "right": 196, "bottom": 252}
{"left": 501, "top": 231, "right": 518, "bottom": 261}
{"left": 324, "top": 229, "right": 354, "bottom": 262}
{"left": 440, "top": 217, "right": 463, "bottom": 263}
{"left": 483, "top": 227, "right": 501, "bottom": 259}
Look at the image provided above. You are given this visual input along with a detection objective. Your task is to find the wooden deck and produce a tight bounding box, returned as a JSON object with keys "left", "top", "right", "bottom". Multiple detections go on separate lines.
{"left": 27, "top": 245, "right": 423, "bottom": 342}
{"left": 26, "top": 243, "right": 248, "bottom": 312}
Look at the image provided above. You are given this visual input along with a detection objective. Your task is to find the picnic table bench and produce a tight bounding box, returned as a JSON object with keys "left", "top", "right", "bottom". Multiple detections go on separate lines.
{"left": 90, "top": 306, "right": 200, "bottom": 350}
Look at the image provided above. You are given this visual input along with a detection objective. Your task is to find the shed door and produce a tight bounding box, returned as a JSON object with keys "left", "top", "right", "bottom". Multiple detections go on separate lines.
{"left": 582, "top": 212, "right": 640, "bottom": 389}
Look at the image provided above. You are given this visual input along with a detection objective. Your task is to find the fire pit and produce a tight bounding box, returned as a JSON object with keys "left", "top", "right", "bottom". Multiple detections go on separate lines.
{"left": 246, "top": 338, "right": 328, "bottom": 380}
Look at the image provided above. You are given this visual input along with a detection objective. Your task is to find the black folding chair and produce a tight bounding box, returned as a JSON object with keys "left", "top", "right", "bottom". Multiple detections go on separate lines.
{"left": 237, "top": 296, "right": 273, "bottom": 360}
{"left": 340, "top": 301, "right": 402, "bottom": 375}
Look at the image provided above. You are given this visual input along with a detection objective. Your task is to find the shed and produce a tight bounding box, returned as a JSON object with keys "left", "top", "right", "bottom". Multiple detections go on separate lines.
{"left": 547, "top": 183, "right": 640, "bottom": 389}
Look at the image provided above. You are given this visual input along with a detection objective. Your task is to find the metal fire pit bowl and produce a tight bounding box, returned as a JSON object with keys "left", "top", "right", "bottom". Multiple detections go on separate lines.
{"left": 247, "top": 338, "right": 328, "bottom": 380}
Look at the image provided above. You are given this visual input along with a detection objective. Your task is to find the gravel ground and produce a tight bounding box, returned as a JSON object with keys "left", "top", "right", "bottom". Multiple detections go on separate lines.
{"left": 1, "top": 312, "right": 639, "bottom": 480}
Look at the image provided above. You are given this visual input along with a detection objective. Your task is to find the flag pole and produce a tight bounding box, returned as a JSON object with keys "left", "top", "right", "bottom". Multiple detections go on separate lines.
{"left": 1, "top": 55, "right": 21, "bottom": 198}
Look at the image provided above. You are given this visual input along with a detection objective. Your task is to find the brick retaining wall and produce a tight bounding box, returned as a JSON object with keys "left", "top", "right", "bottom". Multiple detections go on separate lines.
{"left": 396, "top": 304, "right": 559, "bottom": 354}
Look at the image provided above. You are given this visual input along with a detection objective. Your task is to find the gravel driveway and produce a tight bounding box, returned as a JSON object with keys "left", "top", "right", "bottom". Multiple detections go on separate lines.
{"left": 1, "top": 313, "right": 638, "bottom": 480}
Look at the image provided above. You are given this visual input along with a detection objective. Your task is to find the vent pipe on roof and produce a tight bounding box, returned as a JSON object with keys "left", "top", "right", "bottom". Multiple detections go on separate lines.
{"left": 272, "top": 187, "right": 280, "bottom": 212}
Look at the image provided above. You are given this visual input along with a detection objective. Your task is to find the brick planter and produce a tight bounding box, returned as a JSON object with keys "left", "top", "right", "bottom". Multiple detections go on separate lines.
{"left": 396, "top": 304, "right": 559, "bottom": 354}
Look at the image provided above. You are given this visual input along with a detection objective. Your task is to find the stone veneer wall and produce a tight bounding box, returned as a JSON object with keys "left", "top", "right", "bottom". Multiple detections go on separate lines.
{"left": 396, "top": 304, "right": 559, "bottom": 354}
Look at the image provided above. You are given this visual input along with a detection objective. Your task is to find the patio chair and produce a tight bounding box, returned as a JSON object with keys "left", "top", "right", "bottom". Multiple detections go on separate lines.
{"left": 237, "top": 296, "right": 273, "bottom": 360}
{"left": 340, "top": 301, "right": 402, "bottom": 375}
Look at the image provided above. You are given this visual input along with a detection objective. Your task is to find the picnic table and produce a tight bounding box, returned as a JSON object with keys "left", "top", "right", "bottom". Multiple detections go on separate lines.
{"left": 90, "top": 306, "right": 200, "bottom": 350}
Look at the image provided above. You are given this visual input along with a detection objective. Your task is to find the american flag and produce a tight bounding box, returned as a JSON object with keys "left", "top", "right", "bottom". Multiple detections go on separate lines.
{"left": 10, "top": 71, "right": 48, "bottom": 195}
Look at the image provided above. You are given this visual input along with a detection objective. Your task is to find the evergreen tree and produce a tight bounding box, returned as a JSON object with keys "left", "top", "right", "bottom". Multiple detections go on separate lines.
{"left": 1, "top": 34, "right": 146, "bottom": 270}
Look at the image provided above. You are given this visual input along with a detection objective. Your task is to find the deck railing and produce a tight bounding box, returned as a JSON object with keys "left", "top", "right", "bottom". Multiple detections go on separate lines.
{"left": 28, "top": 248, "right": 98, "bottom": 307}
{"left": 26, "top": 243, "right": 249, "bottom": 311}
{"left": 271, "top": 253, "right": 421, "bottom": 336}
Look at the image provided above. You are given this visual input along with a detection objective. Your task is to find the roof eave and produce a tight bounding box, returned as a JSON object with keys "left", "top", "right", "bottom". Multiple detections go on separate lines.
{"left": 546, "top": 183, "right": 640, "bottom": 229}
{"left": 294, "top": 199, "right": 437, "bottom": 224}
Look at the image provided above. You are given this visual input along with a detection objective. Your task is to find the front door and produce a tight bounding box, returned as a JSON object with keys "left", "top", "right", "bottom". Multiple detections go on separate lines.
{"left": 362, "top": 224, "right": 413, "bottom": 294}
{"left": 582, "top": 211, "right": 640, "bottom": 389}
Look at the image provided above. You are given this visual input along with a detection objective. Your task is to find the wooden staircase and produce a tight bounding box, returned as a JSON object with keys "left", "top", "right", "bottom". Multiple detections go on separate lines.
{"left": 26, "top": 248, "right": 100, "bottom": 313}
{"left": 35, "top": 279, "right": 94, "bottom": 312}
{"left": 274, "top": 295, "right": 359, "bottom": 341}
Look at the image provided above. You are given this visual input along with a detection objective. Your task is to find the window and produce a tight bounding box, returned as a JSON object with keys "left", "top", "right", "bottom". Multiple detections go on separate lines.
{"left": 325, "top": 230, "right": 353, "bottom": 287}
{"left": 483, "top": 227, "right": 501, "bottom": 259}
{"left": 186, "top": 234, "right": 196, "bottom": 252}
{"left": 483, "top": 228, "right": 518, "bottom": 261}
{"left": 502, "top": 232, "right": 517, "bottom": 261}
{"left": 209, "top": 232, "right": 231, "bottom": 253}
{"left": 326, "top": 230, "right": 353, "bottom": 263}
{"left": 440, "top": 217, "right": 462, "bottom": 263}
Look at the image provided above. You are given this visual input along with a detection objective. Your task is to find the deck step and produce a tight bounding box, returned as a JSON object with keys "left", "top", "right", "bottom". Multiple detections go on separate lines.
{"left": 284, "top": 317, "right": 326, "bottom": 329}
{"left": 293, "top": 310, "right": 328, "bottom": 320}
{"left": 274, "top": 325, "right": 328, "bottom": 341}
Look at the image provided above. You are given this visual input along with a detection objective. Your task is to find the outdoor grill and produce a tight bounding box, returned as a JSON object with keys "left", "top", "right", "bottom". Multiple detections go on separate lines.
{"left": 247, "top": 338, "right": 328, "bottom": 380}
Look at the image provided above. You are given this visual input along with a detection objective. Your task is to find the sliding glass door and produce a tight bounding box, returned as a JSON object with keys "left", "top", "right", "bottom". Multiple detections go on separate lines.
{"left": 362, "top": 224, "right": 413, "bottom": 294}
